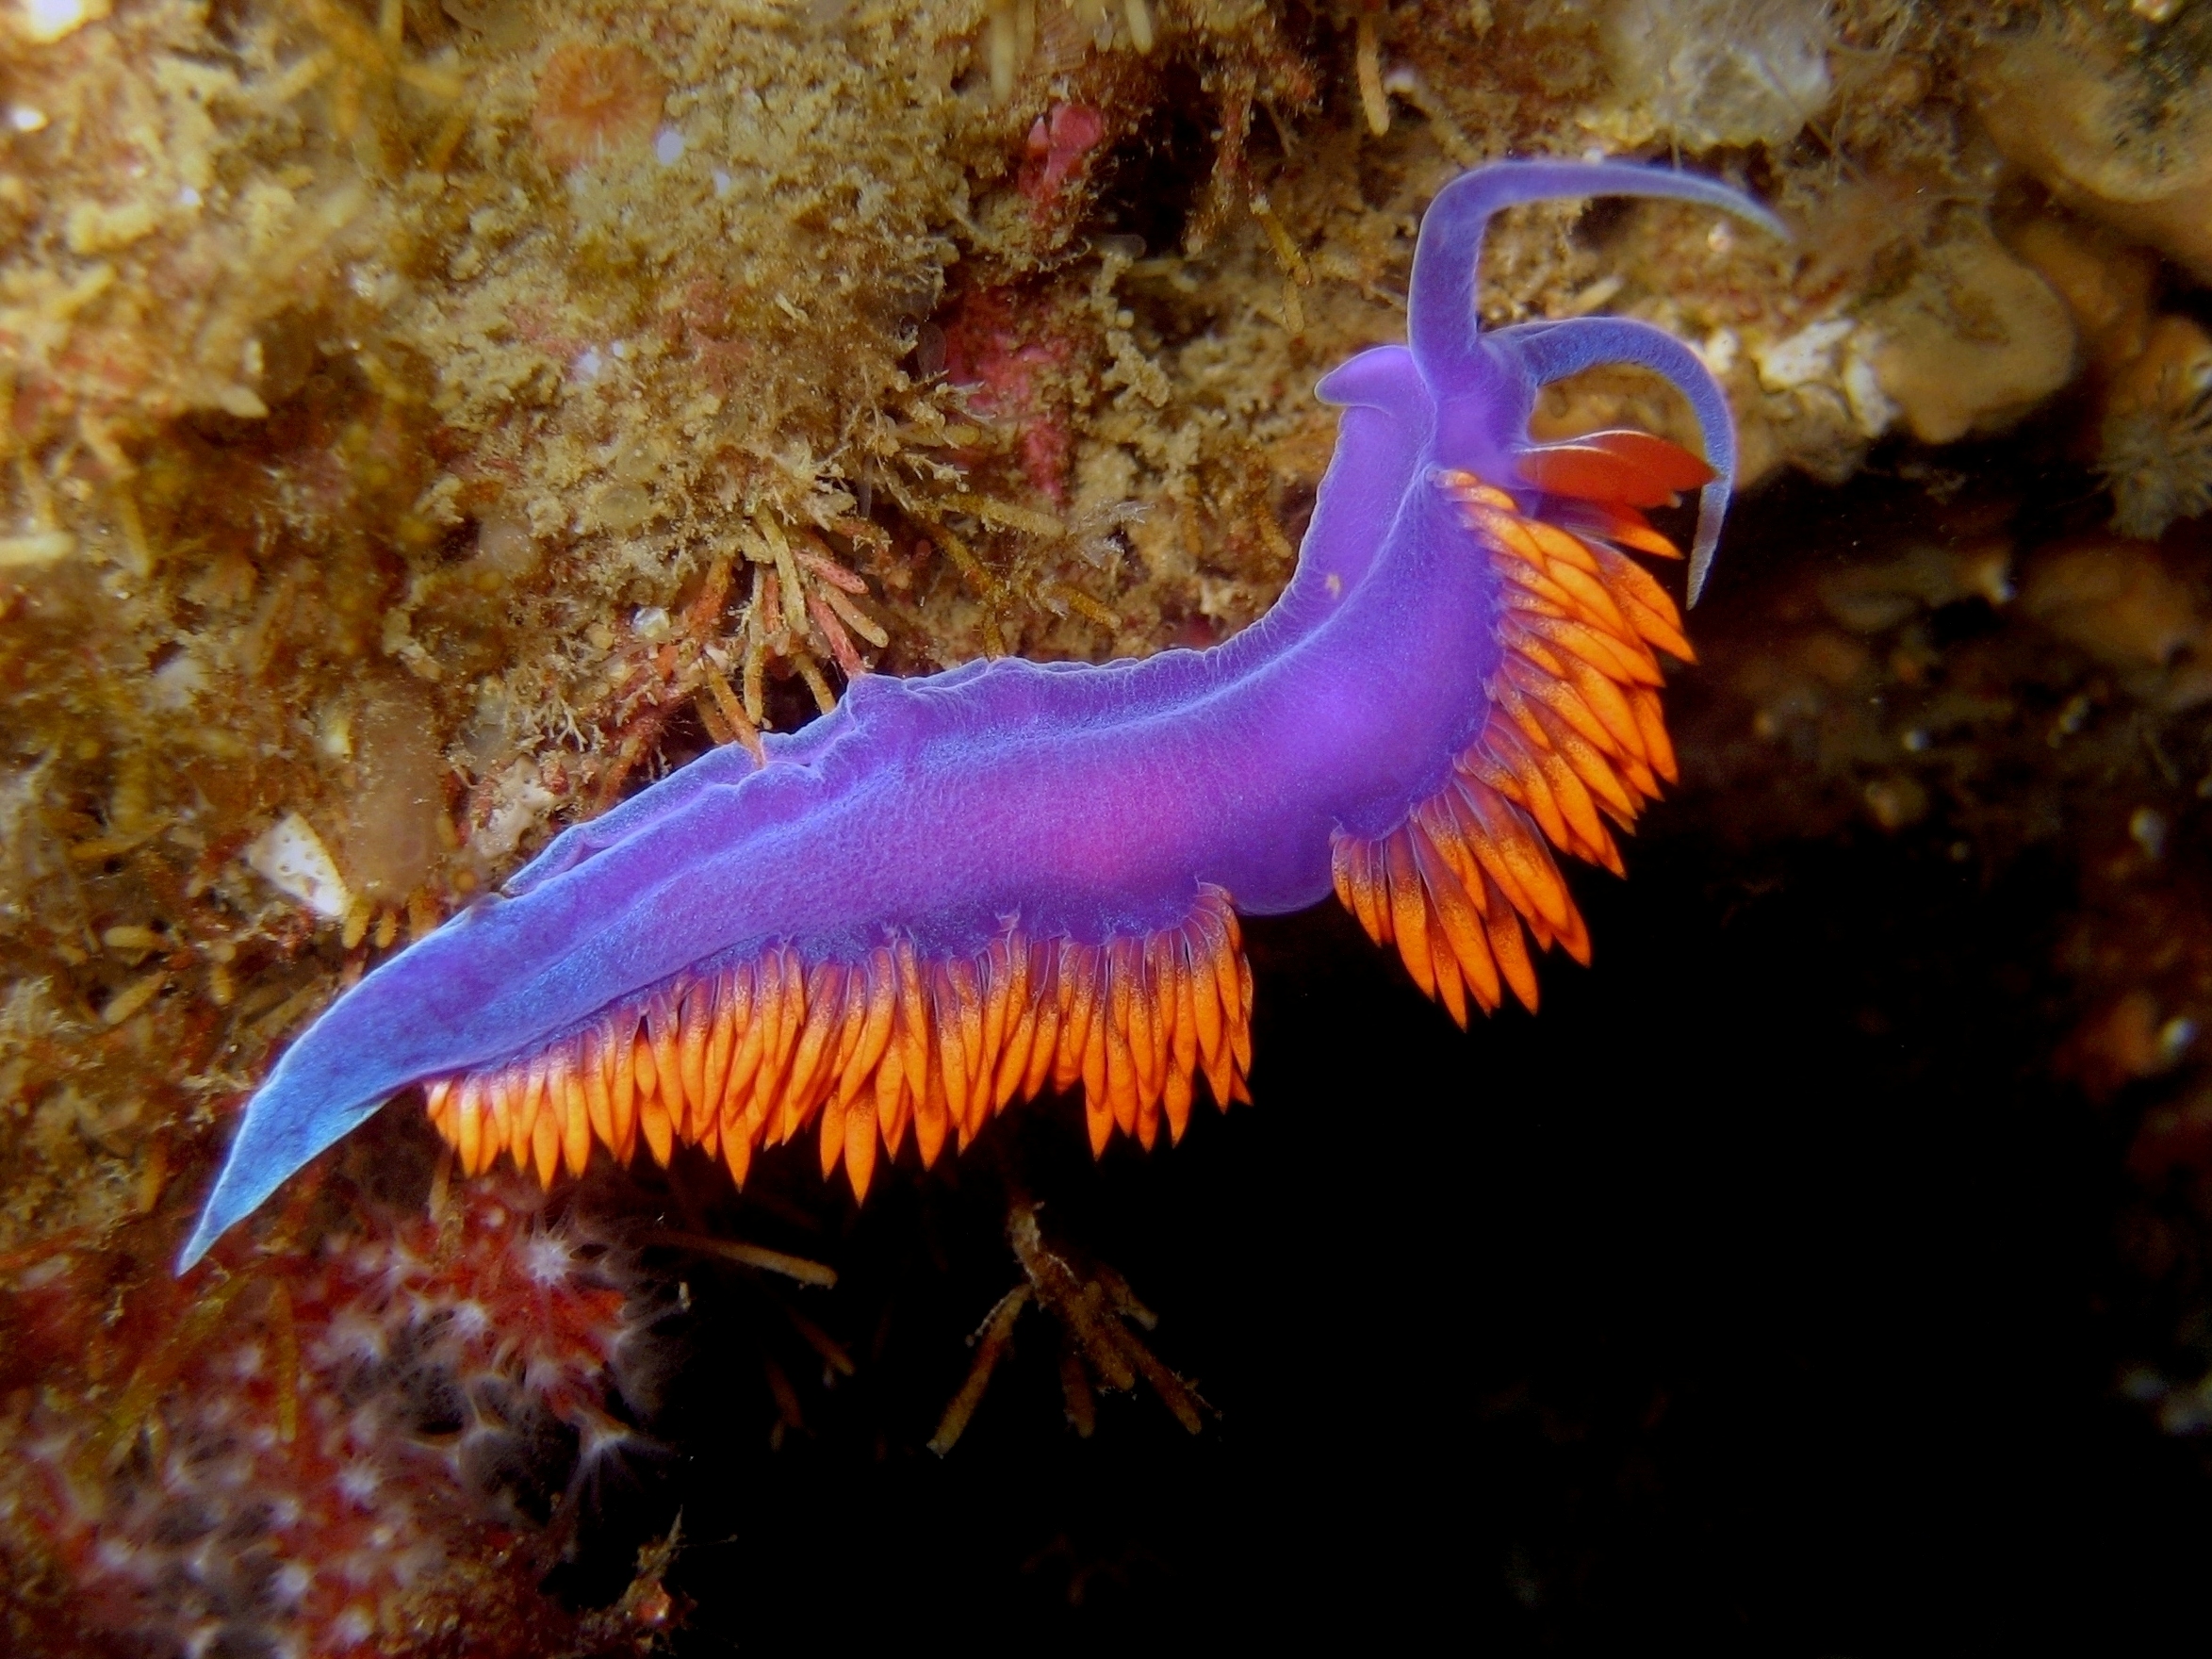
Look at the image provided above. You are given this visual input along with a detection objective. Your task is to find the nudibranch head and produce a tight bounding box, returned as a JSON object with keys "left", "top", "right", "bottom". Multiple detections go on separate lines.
{"left": 1403, "top": 159, "right": 1782, "bottom": 600}
{"left": 178, "top": 157, "right": 1778, "bottom": 1275}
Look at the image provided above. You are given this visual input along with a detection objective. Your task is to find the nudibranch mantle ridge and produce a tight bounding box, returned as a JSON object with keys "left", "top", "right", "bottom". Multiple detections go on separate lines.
{"left": 178, "top": 159, "right": 1779, "bottom": 1273}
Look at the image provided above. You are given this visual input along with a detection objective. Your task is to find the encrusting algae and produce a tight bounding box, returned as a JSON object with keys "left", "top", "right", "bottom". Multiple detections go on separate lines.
{"left": 9, "top": 0, "right": 2212, "bottom": 1648}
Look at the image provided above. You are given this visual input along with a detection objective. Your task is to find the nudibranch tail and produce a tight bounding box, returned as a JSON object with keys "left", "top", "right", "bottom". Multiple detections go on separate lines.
{"left": 413, "top": 887, "right": 1253, "bottom": 1205}
{"left": 1330, "top": 459, "right": 1698, "bottom": 1023}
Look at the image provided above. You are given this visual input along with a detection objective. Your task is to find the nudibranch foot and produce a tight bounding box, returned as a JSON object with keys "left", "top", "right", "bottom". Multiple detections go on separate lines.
{"left": 418, "top": 885, "right": 1254, "bottom": 1205}
{"left": 1330, "top": 455, "right": 1701, "bottom": 1025}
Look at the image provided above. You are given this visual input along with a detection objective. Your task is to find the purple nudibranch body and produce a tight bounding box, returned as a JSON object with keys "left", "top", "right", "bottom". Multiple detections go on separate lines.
{"left": 179, "top": 160, "right": 1779, "bottom": 1273}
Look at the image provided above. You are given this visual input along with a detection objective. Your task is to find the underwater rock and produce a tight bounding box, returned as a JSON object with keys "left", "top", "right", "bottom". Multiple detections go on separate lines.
{"left": 0, "top": 0, "right": 394, "bottom": 457}
{"left": 2006, "top": 209, "right": 2212, "bottom": 541}
{"left": 1860, "top": 223, "right": 2077, "bottom": 446}
{"left": 330, "top": 682, "right": 449, "bottom": 906}
{"left": 2097, "top": 315, "right": 2212, "bottom": 543}
{"left": 1973, "top": 26, "right": 2212, "bottom": 286}
{"left": 2021, "top": 533, "right": 2212, "bottom": 713}
{"left": 245, "top": 812, "right": 353, "bottom": 923}
{"left": 2006, "top": 210, "right": 2159, "bottom": 383}
{"left": 1600, "top": 0, "right": 1833, "bottom": 151}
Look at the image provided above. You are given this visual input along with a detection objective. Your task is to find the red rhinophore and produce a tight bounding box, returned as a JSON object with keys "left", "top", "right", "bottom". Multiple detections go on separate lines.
{"left": 1515, "top": 427, "right": 1718, "bottom": 506}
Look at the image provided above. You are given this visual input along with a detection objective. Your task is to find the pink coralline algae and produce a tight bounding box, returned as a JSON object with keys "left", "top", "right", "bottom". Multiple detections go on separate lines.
{"left": 1019, "top": 103, "right": 1109, "bottom": 218}
{"left": 4, "top": 1180, "right": 648, "bottom": 1657}
{"left": 942, "top": 287, "right": 1079, "bottom": 503}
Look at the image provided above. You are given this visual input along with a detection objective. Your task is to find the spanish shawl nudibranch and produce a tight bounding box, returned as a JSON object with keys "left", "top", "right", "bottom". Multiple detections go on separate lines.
{"left": 177, "top": 160, "right": 1781, "bottom": 1273}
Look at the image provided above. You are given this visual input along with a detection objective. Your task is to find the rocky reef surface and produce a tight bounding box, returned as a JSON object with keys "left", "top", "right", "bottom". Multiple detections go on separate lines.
{"left": 5, "top": 0, "right": 2212, "bottom": 1650}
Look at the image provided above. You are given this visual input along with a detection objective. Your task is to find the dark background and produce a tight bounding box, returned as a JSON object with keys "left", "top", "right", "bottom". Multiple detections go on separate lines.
{"left": 571, "top": 801, "right": 2208, "bottom": 1654}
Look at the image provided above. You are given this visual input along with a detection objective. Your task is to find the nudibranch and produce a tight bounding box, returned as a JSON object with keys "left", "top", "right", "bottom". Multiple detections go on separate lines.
{"left": 178, "top": 160, "right": 1780, "bottom": 1273}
